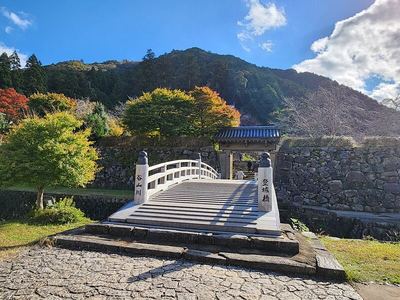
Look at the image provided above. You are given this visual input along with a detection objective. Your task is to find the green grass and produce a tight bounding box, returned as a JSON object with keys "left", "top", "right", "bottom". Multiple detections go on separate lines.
{"left": 6, "top": 186, "right": 133, "bottom": 198}
{"left": 0, "top": 219, "right": 91, "bottom": 260}
{"left": 321, "top": 236, "right": 400, "bottom": 284}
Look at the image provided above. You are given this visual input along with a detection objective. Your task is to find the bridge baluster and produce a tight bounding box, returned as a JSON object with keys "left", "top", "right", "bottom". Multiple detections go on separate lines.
{"left": 197, "top": 153, "right": 202, "bottom": 179}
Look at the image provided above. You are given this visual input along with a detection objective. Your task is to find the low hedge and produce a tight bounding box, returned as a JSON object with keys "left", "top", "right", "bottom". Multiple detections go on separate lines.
{"left": 0, "top": 190, "right": 128, "bottom": 221}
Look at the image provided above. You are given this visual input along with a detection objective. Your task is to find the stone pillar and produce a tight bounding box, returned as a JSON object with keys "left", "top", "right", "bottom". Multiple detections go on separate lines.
{"left": 228, "top": 151, "right": 233, "bottom": 180}
{"left": 258, "top": 152, "right": 273, "bottom": 212}
{"left": 218, "top": 150, "right": 233, "bottom": 179}
{"left": 134, "top": 151, "right": 149, "bottom": 204}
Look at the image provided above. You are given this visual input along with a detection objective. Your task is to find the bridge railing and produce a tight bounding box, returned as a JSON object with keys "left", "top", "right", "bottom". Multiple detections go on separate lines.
{"left": 134, "top": 151, "right": 218, "bottom": 204}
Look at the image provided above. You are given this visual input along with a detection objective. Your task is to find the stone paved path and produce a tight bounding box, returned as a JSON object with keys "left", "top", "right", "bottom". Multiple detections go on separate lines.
{"left": 0, "top": 246, "right": 362, "bottom": 300}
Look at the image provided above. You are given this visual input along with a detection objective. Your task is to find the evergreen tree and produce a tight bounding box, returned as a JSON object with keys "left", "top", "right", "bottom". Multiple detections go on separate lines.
{"left": 9, "top": 51, "right": 22, "bottom": 91}
{"left": 137, "top": 49, "right": 157, "bottom": 92}
{"left": 185, "top": 54, "right": 200, "bottom": 90}
{"left": 9, "top": 51, "right": 21, "bottom": 70}
{"left": 0, "top": 53, "right": 12, "bottom": 88}
{"left": 143, "top": 49, "right": 155, "bottom": 61}
{"left": 85, "top": 102, "right": 109, "bottom": 139}
{"left": 23, "top": 54, "right": 47, "bottom": 95}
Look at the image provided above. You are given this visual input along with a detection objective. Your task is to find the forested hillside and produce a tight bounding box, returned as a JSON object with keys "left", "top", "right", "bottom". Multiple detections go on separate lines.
{"left": 1, "top": 47, "right": 398, "bottom": 135}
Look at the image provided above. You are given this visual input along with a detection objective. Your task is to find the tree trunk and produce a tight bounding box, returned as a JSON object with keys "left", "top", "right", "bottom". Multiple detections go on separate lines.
{"left": 36, "top": 186, "right": 44, "bottom": 210}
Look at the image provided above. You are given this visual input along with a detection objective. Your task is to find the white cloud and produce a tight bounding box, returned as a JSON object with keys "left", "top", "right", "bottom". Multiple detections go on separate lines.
{"left": 238, "top": 0, "right": 286, "bottom": 51}
{"left": 310, "top": 37, "right": 328, "bottom": 53}
{"left": 370, "top": 82, "right": 400, "bottom": 100}
{"left": 5, "top": 26, "right": 13, "bottom": 34}
{"left": 238, "top": 0, "right": 286, "bottom": 36}
{"left": 293, "top": 0, "right": 400, "bottom": 101}
{"left": 0, "top": 42, "right": 28, "bottom": 66}
{"left": 259, "top": 41, "right": 273, "bottom": 52}
{"left": 1, "top": 7, "right": 32, "bottom": 30}
{"left": 237, "top": 32, "right": 250, "bottom": 42}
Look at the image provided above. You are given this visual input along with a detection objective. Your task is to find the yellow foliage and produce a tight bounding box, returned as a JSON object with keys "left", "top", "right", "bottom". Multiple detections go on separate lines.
{"left": 107, "top": 117, "right": 124, "bottom": 137}
{"left": 28, "top": 92, "right": 77, "bottom": 116}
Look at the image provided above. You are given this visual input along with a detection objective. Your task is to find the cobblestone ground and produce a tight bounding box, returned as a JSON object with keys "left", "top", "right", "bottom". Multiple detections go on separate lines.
{"left": 0, "top": 246, "right": 362, "bottom": 300}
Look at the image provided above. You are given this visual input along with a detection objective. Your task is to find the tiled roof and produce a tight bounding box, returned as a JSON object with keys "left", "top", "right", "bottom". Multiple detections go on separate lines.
{"left": 214, "top": 126, "right": 280, "bottom": 142}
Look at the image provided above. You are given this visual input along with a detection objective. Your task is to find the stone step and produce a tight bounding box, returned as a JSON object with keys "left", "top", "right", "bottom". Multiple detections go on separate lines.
{"left": 52, "top": 228, "right": 317, "bottom": 277}
{"left": 85, "top": 222, "right": 300, "bottom": 255}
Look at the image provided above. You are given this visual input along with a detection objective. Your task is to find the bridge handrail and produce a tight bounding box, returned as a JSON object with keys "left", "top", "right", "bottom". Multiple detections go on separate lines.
{"left": 148, "top": 159, "right": 197, "bottom": 172}
{"left": 134, "top": 152, "right": 218, "bottom": 204}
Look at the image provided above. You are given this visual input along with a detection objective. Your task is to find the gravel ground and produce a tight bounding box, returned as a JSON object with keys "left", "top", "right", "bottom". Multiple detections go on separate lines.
{"left": 0, "top": 246, "right": 362, "bottom": 300}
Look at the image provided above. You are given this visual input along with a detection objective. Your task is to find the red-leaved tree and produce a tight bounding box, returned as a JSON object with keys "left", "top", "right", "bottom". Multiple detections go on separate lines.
{"left": 0, "top": 88, "right": 29, "bottom": 121}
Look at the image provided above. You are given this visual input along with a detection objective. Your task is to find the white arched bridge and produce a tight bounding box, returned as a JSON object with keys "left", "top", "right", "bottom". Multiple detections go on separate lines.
{"left": 109, "top": 151, "right": 281, "bottom": 236}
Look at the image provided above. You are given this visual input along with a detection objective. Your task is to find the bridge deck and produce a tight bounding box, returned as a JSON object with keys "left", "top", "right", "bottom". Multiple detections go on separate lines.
{"left": 109, "top": 179, "right": 281, "bottom": 236}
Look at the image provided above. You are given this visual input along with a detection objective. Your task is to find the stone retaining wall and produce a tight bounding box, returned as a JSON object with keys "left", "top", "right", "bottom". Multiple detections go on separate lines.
{"left": 280, "top": 204, "right": 400, "bottom": 241}
{"left": 276, "top": 138, "right": 400, "bottom": 214}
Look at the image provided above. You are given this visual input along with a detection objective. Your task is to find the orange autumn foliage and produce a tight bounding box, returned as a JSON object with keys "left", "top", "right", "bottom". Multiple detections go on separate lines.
{"left": 0, "top": 88, "right": 29, "bottom": 121}
{"left": 190, "top": 86, "right": 240, "bottom": 136}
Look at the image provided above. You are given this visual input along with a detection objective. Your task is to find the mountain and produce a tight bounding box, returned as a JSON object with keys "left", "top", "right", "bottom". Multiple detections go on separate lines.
{"left": 44, "top": 47, "right": 399, "bottom": 134}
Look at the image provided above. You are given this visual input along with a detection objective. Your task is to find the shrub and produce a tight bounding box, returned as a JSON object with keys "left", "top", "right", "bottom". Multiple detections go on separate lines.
{"left": 290, "top": 218, "right": 310, "bottom": 232}
{"left": 29, "top": 196, "right": 86, "bottom": 224}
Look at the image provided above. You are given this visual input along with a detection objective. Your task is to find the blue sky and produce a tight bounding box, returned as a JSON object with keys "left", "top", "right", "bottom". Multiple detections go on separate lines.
{"left": 0, "top": 0, "right": 399, "bottom": 100}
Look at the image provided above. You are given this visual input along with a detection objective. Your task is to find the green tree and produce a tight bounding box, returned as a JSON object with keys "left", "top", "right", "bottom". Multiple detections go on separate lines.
{"left": 190, "top": 86, "right": 240, "bottom": 136}
{"left": 9, "top": 51, "right": 22, "bottom": 91}
{"left": 29, "top": 92, "right": 77, "bottom": 116}
{"left": 0, "top": 112, "right": 98, "bottom": 209}
{"left": 123, "top": 88, "right": 194, "bottom": 137}
{"left": 85, "top": 102, "right": 109, "bottom": 139}
{"left": 9, "top": 51, "right": 21, "bottom": 70}
{"left": 23, "top": 54, "right": 47, "bottom": 95}
{"left": 0, "top": 53, "right": 12, "bottom": 88}
{"left": 135, "top": 49, "right": 157, "bottom": 93}
{"left": 184, "top": 54, "right": 201, "bottom": 90}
